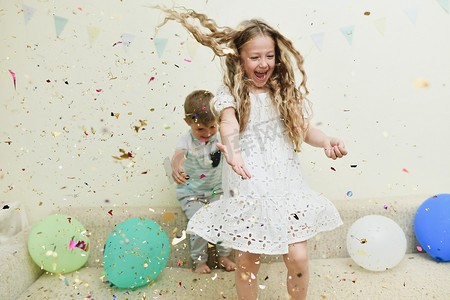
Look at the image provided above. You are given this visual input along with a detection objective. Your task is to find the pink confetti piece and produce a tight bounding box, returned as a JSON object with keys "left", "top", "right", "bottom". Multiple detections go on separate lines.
{"left": 202, "top": 106, "right": 206, "bottom": 110}
{"left": 96, "top": 89, "right": 102, "bottom": 92}
{"left": 148, "top": 76, "right": 155, "bottom": 84}
{"left": 112, "top": 41, "right": 122, "bottom": 47}
{"left": 200, "top": 174, "right": 206, "bottom": 179}
{"left": 184, "top": 59, "right": 191, "bottom": 62}
{"left": 402, "top": 168, "right": 409, "bottom": 173}
{"left": 384, "top": 205, "right": 388, "bottom": 210}
{"left": 77, "top": 7, "right": 82, "bottom": 11}
{"left": 69, "top": 240, "right": 77, "bottom": 249}
{"left": 8, "top": 70, "right": 16, "bottom": 90}
{"left": 67, "top": 217, "right": 71, "bottom": 223}
{"left": 75, "top": 240, "right": 88, "bottom": 251}
{"left": 417, "top": 246, "right": 423, "bottom": 252}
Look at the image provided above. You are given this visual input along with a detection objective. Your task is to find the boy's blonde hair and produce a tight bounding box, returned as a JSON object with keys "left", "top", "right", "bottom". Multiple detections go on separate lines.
{"left": 156, "top": 7, "right": 311, "bottom": 151}
{"left": 184, "top": 90, "right": 216, "bottom": 125}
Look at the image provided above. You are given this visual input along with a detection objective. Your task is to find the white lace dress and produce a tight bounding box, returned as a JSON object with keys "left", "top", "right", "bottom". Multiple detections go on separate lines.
{"left": 186, "top": 86, "right": 343, "bottom": 255}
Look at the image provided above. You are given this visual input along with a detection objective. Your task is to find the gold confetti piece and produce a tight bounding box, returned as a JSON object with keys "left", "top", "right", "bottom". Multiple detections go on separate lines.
{"left": 112, "top": 149, "right": 133, "bottom": 160}
{"left": 51, "top": 131, "right": 62, "bottom": 137}
{"left": 412, "top": 78, "right": 429, "bottom": 89}
{"left": 134, "top": 120, "right": 147, "bottom": 132}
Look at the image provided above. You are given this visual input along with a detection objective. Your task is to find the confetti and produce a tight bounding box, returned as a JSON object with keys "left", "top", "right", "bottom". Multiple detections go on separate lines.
{"left": 417, "top": 246, "right": 423, "bottom": 252}
{"left": 148, "top": 76, "right": 155, "bottom": 84}
{"left": 112, "top": 41, "right": 122, "bottom": 47}
{"left": 172, "top": 230, "right": 186, "bottom": 245}
{"left": 108, "top": 210, "right": 113, "bottom": 216}
{"left": 112, "top": 149, "right": 133, "bottom": 160}
{"left": 346, "top": 191, "right": 353, "bottom": 197}
{"left": 212, "top": 273, "right": 218, "bottom": 280}
{"left": 384, "top": 205, "right": 388, "bottom": 210}
{"left": 330, "top": 167, "right": 336, "bottom": 171}
{"left": 412, "top": 78, "right": 428, "bottom": 89}
{"left": 8, "top": 69, "right": 16, "bottom": 90}
{"left": 2, "top": 205, "right": 10, "bottom": 209}
{"left": 184, "top": 59, "right": 191, "bottom": 62}
{"left": 200, "top": 174, "right": 206, "bottom": 179}
{"left": 350, "top": 165, "right": 357, "bottom": 168}
{"left": 402, "top": 168, "right": 409, "bottom": 173}
{"left": 134, "top": 120, "right": 147, "bottom": 132}
{"left": 96, "top": 89, "right": 102, "bottom": 92}
{"left": 67, "top": 217, "right": 71, "bottom": 223}
{"left": 364, "top": 11, "right": 371, "bottom": 15}
{"left": 360, "top": 238, "right": 367, "bottom": 244}
{"left": 69, "top": 240, "right": 76, "bottom": 249}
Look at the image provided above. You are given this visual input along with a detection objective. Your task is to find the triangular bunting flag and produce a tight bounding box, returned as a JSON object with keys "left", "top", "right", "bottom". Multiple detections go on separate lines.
{"left": 340, "top": 25, "right": 355, "bottom": 45}
{"left": 154, "top": 38, "right": 168, "bottom": 58}
{"left": 310, "top": 32, "right": 325, "bottom": 51}
{"left": 373, "top": 17, "right": 387, "bottom": 35}
{"left": 436, "top": 0, "right": 449, "bottom": 13}
{"left": 87, "top": 25, "right": 102, "bottom": 46}
{"left": 187, "top": 40, "right": 199, "bottom": 59}
{"left": 23, "top": 4, "right": 36, "bottom": 25}
{"left": 122, "top": 33, "right": 135, "bottom": 51}
{"left": 54, "top": 15, "right": 68, "bottom": 37}
{"left": 404, "top": 7, "right": 418, "bottom": 24}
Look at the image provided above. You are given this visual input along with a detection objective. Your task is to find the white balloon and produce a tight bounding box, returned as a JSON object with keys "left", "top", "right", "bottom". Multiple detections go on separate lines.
{"left": 346, "top": 215, "right": 407, "bottom": 271}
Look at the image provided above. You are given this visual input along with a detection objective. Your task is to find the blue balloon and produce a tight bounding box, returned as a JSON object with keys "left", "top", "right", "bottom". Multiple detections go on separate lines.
{"left": 414, "top": 194, "right": 450, "bottom": 262}
{"left": 103, "top": 218, "right": 170, "bottom": 288}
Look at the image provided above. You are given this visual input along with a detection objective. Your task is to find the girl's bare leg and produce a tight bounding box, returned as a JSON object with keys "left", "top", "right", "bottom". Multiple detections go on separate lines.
{"left": 283, "top": 241, "right": 309, "bottom": 300}
{"left": 235, "top": 250, "right": 261, "bottom": 300}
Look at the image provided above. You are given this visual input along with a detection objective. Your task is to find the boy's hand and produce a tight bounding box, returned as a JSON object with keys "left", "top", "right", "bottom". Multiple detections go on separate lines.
{"left": 216, "top": 142, "right": 251, "bottom": 179}
{"left": 324, "top": 137, "right": 348, "bottom": 160}
{"left": 171, "top": 149, "right": 187, "bottom": 184}
{"left": 172, "top": 165, "right": 187, "bottom": 185}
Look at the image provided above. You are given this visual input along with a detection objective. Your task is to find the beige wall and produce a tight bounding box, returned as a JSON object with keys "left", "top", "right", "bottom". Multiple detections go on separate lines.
{"left": 1, "top": 0, "right": 449, "bottom": 224}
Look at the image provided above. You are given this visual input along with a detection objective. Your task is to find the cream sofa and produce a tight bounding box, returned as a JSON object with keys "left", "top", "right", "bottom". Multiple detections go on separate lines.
{"left": 1, "top": 196, "right": 449, "bottom": 299}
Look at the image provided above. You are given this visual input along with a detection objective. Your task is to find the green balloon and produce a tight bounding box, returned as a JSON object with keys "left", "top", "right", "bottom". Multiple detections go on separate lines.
{"left": 103, "top": 218, "right": 170, "bottom": 289}
{"left": 28, "top": 214, "right": 90, "bottom": 273}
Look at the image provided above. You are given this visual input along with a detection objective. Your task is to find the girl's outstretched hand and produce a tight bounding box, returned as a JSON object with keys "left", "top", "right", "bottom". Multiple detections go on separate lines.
{"left": 216, "top": 142, "right": 251, "bottom": 179}
{"left": 324, "top": 137, "right": 348, "bottom": 160}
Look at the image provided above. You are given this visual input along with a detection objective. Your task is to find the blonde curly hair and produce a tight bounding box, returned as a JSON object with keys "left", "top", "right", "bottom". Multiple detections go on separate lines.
{"left": 154, "top": 6, "right": 311, "bottom": 151}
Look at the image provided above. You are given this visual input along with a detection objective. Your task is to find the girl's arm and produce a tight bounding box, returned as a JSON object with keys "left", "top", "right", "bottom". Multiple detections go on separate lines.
{"left": 171, "top": 149, "right": 187, "bottom": 184}
{"left": 216, "top": 107, "right": 251, "bottom": 179}
{"left": 304, "top": 120, "right": 348, "bottom": 160}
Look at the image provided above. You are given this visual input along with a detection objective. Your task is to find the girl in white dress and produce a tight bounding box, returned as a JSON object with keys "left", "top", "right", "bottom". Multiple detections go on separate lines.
{"left": 155, "top": 7, "right": 348, "bottom": 300}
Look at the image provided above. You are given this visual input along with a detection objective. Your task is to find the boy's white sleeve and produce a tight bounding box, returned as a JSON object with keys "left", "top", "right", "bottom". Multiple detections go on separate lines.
{"left": 175, "top": 132, "right": 190, "bottom": 150}
{"left": 213, "top": 85, "right": 236, "bottom": 114}
{"left": 216, "top": 131, "right": 222, "bottom": 144}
